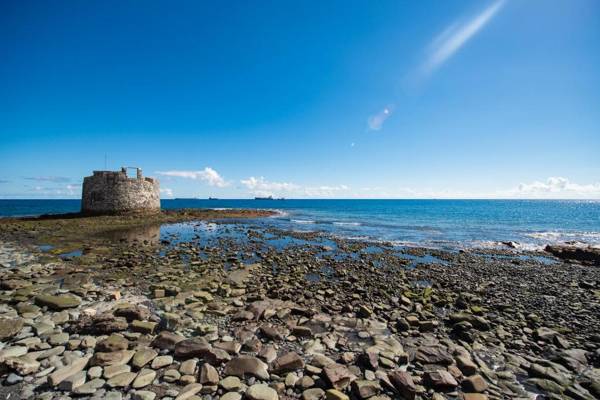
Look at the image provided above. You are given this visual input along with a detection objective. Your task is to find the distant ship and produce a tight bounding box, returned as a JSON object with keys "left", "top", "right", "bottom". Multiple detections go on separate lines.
{"left": 254, "top": 196, "right": 273, "bottom": 200}
{"left": 208, "top": 197, "right": 219, "bottom": 200}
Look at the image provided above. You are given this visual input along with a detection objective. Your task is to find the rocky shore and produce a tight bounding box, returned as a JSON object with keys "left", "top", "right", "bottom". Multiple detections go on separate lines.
{"left": 0, "top": 211, "right": 599, "bottom": 400}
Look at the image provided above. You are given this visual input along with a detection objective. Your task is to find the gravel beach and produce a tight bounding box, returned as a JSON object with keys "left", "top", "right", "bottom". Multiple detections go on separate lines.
{"left": 0, "top": 211, "right": 599, "bottom": 400}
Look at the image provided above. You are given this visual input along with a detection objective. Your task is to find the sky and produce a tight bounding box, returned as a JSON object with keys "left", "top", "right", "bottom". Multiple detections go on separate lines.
{"left": 1, "top": 0, "right": 599, "bottom": 199}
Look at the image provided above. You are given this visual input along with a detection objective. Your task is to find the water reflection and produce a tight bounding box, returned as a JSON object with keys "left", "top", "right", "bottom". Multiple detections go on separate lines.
{"left": 103, "top": 224, "right": 161, "bottom": 245}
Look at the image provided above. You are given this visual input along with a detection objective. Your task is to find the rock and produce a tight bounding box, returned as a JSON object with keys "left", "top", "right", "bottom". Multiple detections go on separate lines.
{"left": 462, "top": 375, "right": 488, "bottom": 393}
{"left": 326, "top": 389, "right": 349, "bottom": 400}
{"left": 545, "top": 244, "right": 600, "bottom": 265}
{"left": 132, "top": 390, "right": 157, "bottom": 400}
{"left": 58, "top": 370, "right": 86, "bottom": 391}
{"left": 224, "top": 355, "right": 270, "bottom": 379}
{"left": 73, "top": 377, "right": 106, "bottom": 394}
{"left": 5, "top": 372, "right": 23, "bottom": 385}
{"left": 151, "top": 355, "right": 173, "bottom": 369}
{"left": 132, "top": 368, "right": 156, "bottom": 388}
{"left": 415, "top": 346, "right": 453, "bottom": 365}
{"left": 175, "top": 382, "right": 203, "bottom": 400}
{"left": 48, "top": 332, "right": 69, "bottom": 346}
{"left": 114, "top": 305, "right": 150, "bottom": 321}
{"left": 462, "top": 395, "right": 488, "bottom": 400}
{"left": 132, "top": 348, "right": 158, "bottom": 368}
{"left": 174, "top": 337, "right": 211, "bottom": 359}
{"left": 220, "top": 376, "right": 243, "bottom": 391}
{"left": 76, "top": 314, "right": 129, "bottom": 334}
{"left": 48, "top": 354, "right": 92, "bottom": 386}
{"left": 303, "top": 388, "right": 325, "bottom": 400}
{"left": 104, "top": 364, "right": 131, "bottom": 379}
{"left": 96, "top": 334, "right": 129, "bottom": 352}
{"left": 200, "top": 363, "right": 219, "bottom": 385}
{"left": 246, "top": 383, "right": 279, "bottom": 400}
{"left": 107, "top": 371, "right": 137, "bottom": 387}
{"left": 352, "top": 380, "right": 380, "bottom": 399}
{"left": 323, "top": 363, "right": 357, "bottom": 390}
{"left": 424, "top": 370, "right": 458, "bottom": 389}
{"left": 163, "top": 368, "right": 181, "bottom": 382}
{"left": 88, "top": 366, "right": 103, "bottom": 379}
{"left": 456, "top": 355, "right": 478, "bottom": 376}
{"left": 535, "top": 327, "right": 559, "bottom": 341}
{"left": 272, "top": 352, "right": 305, "bottom": 373}
{"left": 357, "top": 351, "right": 378, "bottom": 371}
{"left": 179, "top": 359, "right": 198, "bottom": 375}
{"left": 221, "top": 393, "right": 242, "bottom": 400}
{"left": 4, "top": 354, "right": 39, "bottom": 375}
{"left": 35, "top": 294, "right": 81, "bottom": 310}
{"left": 91, "top": 350, "right": 135, "bottom": 367}
{"left": 131, "top": 320, "right": 157, "bottom": 334}
{"left": 388, "top": 370, "right": 416, "bottom": 400}
{"left": 151, "top": 330, "right": 185, "bottom": 350}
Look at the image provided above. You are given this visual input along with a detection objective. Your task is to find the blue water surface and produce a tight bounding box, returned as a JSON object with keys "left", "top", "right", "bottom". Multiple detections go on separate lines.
{"left": 1, "top": 199, "right": 599, "bottom": 249}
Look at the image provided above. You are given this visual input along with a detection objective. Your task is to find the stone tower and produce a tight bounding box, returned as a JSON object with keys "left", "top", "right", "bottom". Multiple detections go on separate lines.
{"left": 81, "top": 167, "right": 160, "bottom": 215}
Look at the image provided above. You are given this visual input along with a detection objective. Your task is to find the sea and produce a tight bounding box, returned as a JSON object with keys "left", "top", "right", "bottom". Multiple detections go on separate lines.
{"left": 1, "top": 199, "right": 599, "bottom": 250}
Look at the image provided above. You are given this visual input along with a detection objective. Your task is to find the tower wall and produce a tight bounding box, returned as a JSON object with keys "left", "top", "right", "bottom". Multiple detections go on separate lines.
{"left": 81, "top": 168, "right": 160, "bottom": 214}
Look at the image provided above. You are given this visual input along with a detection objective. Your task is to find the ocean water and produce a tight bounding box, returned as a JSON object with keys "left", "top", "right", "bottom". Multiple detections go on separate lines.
{"left": 1, "top": 199, "right": 599, "bottom": 249}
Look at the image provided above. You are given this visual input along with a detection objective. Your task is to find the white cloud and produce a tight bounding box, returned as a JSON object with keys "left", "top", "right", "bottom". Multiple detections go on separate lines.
{"left": 367, "top": 105, "right": 394, "bottom": 131}
{"left": 156, "top": 167, "right": 228, "bottom": 187}
{"left": 240, "top": 177, "right": 350, "bottom": 198}
{"left": 160, "top": 188, "right": 174, "bottom": 198}
{"left": 422, "top": 0, "right": 505, "bottom": 75}
{"left": 240, "top": 177, "right": 300, "bottom": 193}
{"left": 505, "top": 177, "right": 600, "bottom": 199}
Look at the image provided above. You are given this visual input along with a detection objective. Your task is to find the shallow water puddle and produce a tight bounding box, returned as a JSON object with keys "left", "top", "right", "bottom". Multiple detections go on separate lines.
{"left": 398, "top": 253, "right": 448, "bottom": 269}
{"left": 58, "top": 249, "right": 83, "bottom": 259}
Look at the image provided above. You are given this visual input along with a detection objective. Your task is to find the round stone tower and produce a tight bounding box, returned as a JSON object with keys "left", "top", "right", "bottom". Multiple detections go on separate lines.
{"left": 81, "top": 167, "right": 160, "bottom": 215}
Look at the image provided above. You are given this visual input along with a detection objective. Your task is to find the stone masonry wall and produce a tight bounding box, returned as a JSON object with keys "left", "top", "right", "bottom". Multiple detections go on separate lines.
{"left": 81, "top": 168, "right": 160, "bottom": 214}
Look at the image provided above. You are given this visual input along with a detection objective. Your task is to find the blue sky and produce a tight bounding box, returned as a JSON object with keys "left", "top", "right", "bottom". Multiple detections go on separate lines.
{"left": 1, "top": 0, "right": 599, "bottom": 199}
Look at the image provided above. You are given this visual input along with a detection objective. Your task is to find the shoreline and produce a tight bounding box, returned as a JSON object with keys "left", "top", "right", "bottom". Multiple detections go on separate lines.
{"left": 0, "top": 212, "right": 599, "bottom": 399}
